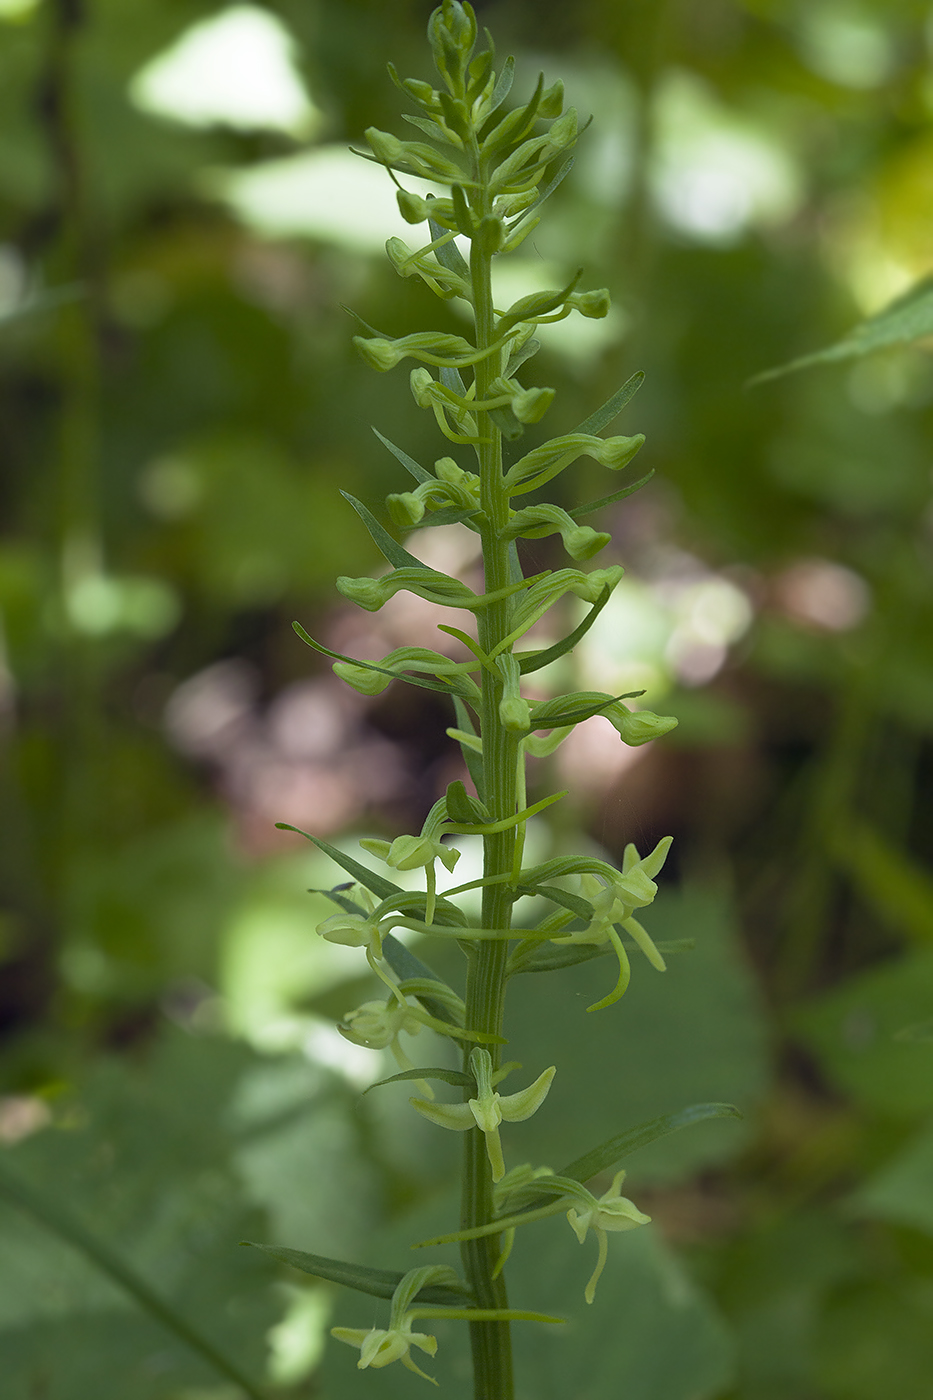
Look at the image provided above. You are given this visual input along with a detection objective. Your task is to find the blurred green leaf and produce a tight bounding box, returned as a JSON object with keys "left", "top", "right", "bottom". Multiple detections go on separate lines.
{"left": 794, "top": 949, "right": 933, "bottom": 1118}
{"left": 752, "top": 276, "right": 933, "bottom": 384}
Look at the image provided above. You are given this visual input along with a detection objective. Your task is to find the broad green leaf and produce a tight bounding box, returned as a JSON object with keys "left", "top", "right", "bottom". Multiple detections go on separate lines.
{"left": 849, "top": 1118, "right": 933, "bottom": 1236}
{"left": 0, "top": 1033, "right": 282, "bottom": 1400}
{"left": 339, "top": 490, "right": 429, "bottom": 570}
{"left": 275, "top": 823, "right": 402, "bottom": 901}
{"left": 0, "top": 1160, "right": 265, "bottom": 1400}
{"left": 372, "top": 427, "right": 432, "bottom": 483}
{"left": 816, "top": 1276, "right": 933, "bottom": 1400}
{"left": 518, "top": 586, "right": 613, "bottom": 674}
{"left": 829, "top": 819, "right": 933, "bottom": 945}
{"left": 243, "top": 1243, "right": 471, "bottom": 1305}
{"left": 751, "top": 274, "right": 933, "bottom": 384}
{"left": 794, "top": 948, "right": 933, "bottom": 1118}
{"left": 508, "top": 1225, "right": 734, "bottom": 1400}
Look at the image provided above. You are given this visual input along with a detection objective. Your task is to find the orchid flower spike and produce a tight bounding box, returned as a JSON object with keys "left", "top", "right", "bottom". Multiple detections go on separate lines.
{"left": 566, "top": 1170, "right": 651, "bottom": 1304}
{"left": 410, "top": 1048, "right": 555, "bottom": 1181}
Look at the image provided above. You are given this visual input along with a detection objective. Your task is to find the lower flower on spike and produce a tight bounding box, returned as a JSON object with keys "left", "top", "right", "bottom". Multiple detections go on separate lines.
{"left": 331, "top": 1320, "right": 438, "bottom": 1383}
{"left": 566, "top": 1169, "right": 651, "bottom": 1304}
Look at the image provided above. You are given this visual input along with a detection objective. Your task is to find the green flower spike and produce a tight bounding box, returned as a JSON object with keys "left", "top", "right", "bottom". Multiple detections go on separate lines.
{"left": 411, "top": 1047, "right": 555, "bottom": 1182}
{"left": 360, "top": 833, "right": 460, "bottom": 925}
{"left": 551, "top": 836, "right": 673, "bottom": 1012}
{"left": 566, "top": 1169, "right": 651, "bottom": 1304}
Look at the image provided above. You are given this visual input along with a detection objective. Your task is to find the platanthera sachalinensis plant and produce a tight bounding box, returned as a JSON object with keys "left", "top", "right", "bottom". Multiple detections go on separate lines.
{"left": 248, "top": 6, "right": 740, "bottom": 1395}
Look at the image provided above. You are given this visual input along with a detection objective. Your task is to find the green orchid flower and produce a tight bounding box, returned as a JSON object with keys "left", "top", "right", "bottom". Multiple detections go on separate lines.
{"left": 411, "top": 1048, "right": 555, "bottom": 1181}
{"left": 566, "top": 1169, "right": 651, "bottom": 1304}
{"left": 361, "top": 833, "right": 460, "bottom": 925}
{"left": 551, "top": 836, "right": 672, "bottom": 1011}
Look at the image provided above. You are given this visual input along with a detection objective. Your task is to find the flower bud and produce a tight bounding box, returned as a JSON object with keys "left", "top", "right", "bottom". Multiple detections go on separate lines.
{"left": 510, "top": 385, "right": 555, "bottom": 424}
{"left": 499, "top": 693, "right": 531, "bottom": 733}
{"left": 386, "top": 490, "right": 426, "bottom": 527}
{"left": 332, "top": 661, "right": 393, "bottom": 696}
{"left": 608, "top": 706, "right": 678, "bottom": 746}
{"left": 569, "top": 566, "right": 625, "bottom": 602}
{"left": 568, "top": 287, "right": 611, "bottom": 319}
{"left": 410, "top": 367, "right": 435, "bottom": 408}
{"left": 365, "top": 127, "right": 405, "bottom": 165}
{"left": 353, "top": 336, "right": 401, "bottom": 372}
{"left": 336, "top": 575, "right": 389, "bottom": 611}
{"left": 396, "top": 189, "right": 430, "bottom": 224}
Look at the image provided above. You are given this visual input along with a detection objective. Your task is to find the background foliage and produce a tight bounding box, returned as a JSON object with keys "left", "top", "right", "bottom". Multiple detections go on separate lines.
{"left": 1, "top": 0, "right": 932, "bottom": 1396}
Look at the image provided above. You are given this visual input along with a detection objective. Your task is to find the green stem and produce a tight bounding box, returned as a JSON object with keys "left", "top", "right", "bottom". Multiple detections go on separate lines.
{"left": 460, "top": 145, "right": 518, "bottom": 1400}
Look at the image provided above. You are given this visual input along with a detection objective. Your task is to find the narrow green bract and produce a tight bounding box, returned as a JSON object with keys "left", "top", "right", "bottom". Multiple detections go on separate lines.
{"left": 269, "top": 5, "right": 726, "bottom": 1395}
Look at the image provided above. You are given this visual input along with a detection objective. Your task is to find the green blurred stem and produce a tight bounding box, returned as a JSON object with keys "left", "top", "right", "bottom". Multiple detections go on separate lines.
{"left": 459, "top": 144, "right": 517, "bottom": 1400}
{"left": 0, "top": 1158, "right": 267, "bottom": 1400}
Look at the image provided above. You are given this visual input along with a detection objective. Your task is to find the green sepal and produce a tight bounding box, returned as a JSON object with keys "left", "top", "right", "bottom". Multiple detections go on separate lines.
{"left": 381, "top": 933, "right": 461, "bottom": 1024}
{"left": 241, "top": 1243, "right": 472, "bottom": 1305}
{"left": 488, "top": 404, "right": 526, "bottom": 441}
{"left": 557, "top": 1103, "right": 743, "bottom": 1189}
{"left": 340, "top": 490, "right": 428, "bottom": 571}
{"left": 571, "top": 369, "right": 644, "bottom": 437}
{"left": 292, "top": 620, "right": 478, "bottom": 702}
{"left": 517, "top": 584, "right": 613, "bottom": 674}
{"left": 568, "top": 470, "right": 655, "bottom": 520}
{"left": 372, "top": 427, "right": 433, "bottom": 484}
{"left": 528, "top": 689, "right": 643, "bottom": 729}
{"left": 275, "top": 823, "right": 402, "bottom": 901}
{"left": 452, "top": 696, "right": 485, "bottom": 797}
{"left": 446, "top": 778, "right": 490, "bottom": 824}
{"left": 364, "top": 1066, "right": 474, "bottom": 1093}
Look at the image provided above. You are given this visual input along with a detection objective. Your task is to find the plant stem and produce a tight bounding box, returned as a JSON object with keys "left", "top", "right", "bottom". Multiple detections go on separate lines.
{"left": 460, "top": 161, "right": 518, "bottom": 1400}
